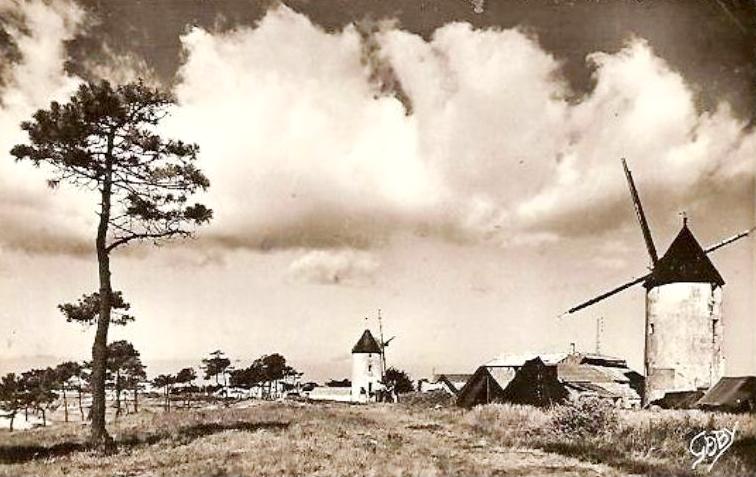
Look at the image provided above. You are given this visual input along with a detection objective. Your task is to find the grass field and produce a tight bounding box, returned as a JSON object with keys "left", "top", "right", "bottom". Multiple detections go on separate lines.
{"left": 0, "top": 397, "right": 754, "bottom": 476}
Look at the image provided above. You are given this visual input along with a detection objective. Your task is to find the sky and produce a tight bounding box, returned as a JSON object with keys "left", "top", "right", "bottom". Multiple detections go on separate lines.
{"left": 0, "top": 0, "right": 754, "bottom": 382}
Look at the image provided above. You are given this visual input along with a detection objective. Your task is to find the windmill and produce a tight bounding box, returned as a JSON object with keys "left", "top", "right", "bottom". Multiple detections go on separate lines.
{"left": 562, "top": 158, "right": 754, "bottom": 405}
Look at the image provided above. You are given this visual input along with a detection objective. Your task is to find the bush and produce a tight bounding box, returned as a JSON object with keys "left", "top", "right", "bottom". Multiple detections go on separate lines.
{"left": 550, "top": 397, "right": 618, "bottom": 438}
{"left": 399, "top": 391, "right": 456, "bottom": 408}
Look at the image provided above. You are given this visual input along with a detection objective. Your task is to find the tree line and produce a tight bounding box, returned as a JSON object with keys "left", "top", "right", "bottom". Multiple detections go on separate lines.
{"left": 0, "top": 340, "right": 144, "bottom": 431}
{"left": 0, "top": 345, "right": 302, "bottom": 431}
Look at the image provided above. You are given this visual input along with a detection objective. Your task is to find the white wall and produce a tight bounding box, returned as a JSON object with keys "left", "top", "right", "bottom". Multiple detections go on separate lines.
{"left": 645, "top": 282, "right": 724, "bottom": 403}
{"left": 351, "top": 352, "right": 384, "bottom": 402}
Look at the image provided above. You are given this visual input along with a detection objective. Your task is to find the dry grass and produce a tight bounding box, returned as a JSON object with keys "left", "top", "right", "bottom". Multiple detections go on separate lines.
{"left": 0, "top": 399, "right": 614, "bottom": 477}
{"left": 0, "top": 398, "right": 753, "bottom": 476}
{"left": 465, "top": 402, "right": 756, "bottom": 476}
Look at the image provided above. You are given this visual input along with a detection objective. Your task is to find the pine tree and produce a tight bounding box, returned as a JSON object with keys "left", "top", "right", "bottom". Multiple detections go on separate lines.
{"left": 12, "top": 80, "right": 212, "bottom": 447}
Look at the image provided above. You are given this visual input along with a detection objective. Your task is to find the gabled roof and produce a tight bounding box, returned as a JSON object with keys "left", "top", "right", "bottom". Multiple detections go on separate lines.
{"left": 433, "top": 374, "right": 473, "bottom": 384}
{"left": 434, "top": 374, "right": 473, "bottom": 394}
{"left": 696, "top": 376, "right": 756, "bottom": 408}
{"left": 351, "top": 329, "right": 382, "bottom": 354}
{"left": 644, "top": 224, "right": 724, "bottom": 289}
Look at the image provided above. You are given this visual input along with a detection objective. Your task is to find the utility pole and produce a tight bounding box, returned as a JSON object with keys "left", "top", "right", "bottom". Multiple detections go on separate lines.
{"left": 595, "top": 316, "right": 604, "bottom": 355}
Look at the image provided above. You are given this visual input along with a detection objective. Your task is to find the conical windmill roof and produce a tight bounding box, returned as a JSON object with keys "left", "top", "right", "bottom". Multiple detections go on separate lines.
{"left": 352, "top": 329, "right": 382, "bottom": 354}
{"left": 644, "top": 224, "right": 724, "bottom": 289}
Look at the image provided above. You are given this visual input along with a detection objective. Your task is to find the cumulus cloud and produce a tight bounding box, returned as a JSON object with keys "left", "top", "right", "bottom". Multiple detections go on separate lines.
{"left": 287, "top": 249, "right": 379, "bottom": 286}
{"left": 0, "top": 0, "right": 92, "bottom": 255}
{"left": 1, "top": 4, "right": 753, "bottom": 263}
{"left": 168, "top": 7, "right": 753, "bottom": 256}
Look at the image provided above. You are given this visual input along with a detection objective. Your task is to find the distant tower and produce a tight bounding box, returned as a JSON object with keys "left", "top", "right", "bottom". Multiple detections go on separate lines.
{"left": 643, "top": 221, "right": 725, "bottom": 404}
{"left": 351, "top": 329, "right": 384, "bottom": 402}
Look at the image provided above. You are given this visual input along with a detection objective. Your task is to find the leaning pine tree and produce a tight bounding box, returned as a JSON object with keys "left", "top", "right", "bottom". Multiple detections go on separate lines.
{"left": 11, "top": 80, "right": 212, "bottom": 448}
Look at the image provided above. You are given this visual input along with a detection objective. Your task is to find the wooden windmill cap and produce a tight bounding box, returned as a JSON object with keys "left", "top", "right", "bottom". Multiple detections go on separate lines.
{"left": 352, "top": 329, "right": 382, "bottom": 354}
{"left": 644, "top": 223, "right": 725, "bottom": 289}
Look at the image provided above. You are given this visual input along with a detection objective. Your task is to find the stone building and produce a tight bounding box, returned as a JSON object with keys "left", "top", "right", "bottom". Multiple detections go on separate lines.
{"left": 643, "top": 223, "right": 725, "bottom": 404}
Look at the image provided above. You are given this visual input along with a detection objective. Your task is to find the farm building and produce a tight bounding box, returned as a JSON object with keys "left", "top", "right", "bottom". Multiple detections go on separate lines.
{"left": 695, "top": 376, "right": 756, "bottom": 413}
{"left": 418, "top": 374, "right": 473, "bottom": 395}
{"left": 457, "top": 352, "right": 642, "bottom": 408}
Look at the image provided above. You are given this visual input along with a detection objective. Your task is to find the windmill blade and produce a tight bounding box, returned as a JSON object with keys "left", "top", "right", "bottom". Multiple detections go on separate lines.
{"left": 383, "top": 336, "right": 396, "bottom": 347}
{"left": 622, "top": 158, "right": 658, "bottom": 265}
{"left": 560, "top": 273, "right": 651, "bottom": 317}
{"left": 562, "top": 225, "right": 755, "bottom": 318}
{"left": 704, "top": 226, "right": 756, "bottom": 254}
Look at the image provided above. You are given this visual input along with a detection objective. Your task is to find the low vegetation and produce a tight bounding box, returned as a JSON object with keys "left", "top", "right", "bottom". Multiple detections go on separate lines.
{"left": 0, "top": 396, "right": 753, "bottom": 476}
{"left": 466, "top": 400, "right": 756, "bottom": 476}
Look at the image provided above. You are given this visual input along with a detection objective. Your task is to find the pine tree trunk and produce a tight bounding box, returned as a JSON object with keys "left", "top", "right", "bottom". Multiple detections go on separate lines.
{"left": 89, "top": 146, "right": 114, "bottom": 448}
{"left": 115, "top": 371, "right": 121, "bottom": 418}
{"left": 77, "top": 384, "right": 84, "bottom": 421}
{"left": 62, "top": 385, "right": 68, "bottom": 423}
{"left": 9, "top": 413, "right": 14, "bottom": 432}
{"left": 133, "top": 384, "right": 138, "bottom": 413}
{"left": 41, "top": 408, "right": 46, "bottom": 427}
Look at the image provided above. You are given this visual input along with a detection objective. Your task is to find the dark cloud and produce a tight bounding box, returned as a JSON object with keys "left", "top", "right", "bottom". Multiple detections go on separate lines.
{"left": 66, "top": 0, "right": 756, "bottom": 121}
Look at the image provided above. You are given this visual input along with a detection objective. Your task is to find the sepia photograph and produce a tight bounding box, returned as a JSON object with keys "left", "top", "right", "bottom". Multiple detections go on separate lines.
{"left": 0, "top": 0, "right": 754, "bottom": 475}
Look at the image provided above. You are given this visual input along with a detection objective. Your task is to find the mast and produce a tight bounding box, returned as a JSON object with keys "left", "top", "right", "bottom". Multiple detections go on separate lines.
{"left": 595, "top": 316, "right": 604, "bottom": 355}
{"left": 377, "top": 309, "right": 386, "bottom": 374}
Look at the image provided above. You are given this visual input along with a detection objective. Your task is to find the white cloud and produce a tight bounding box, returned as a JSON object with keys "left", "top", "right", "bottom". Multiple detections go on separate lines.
{"left": 287, "top": 249, "right": 379, "bottom": 285}
{"left": 167, "top": 7, "right": 754, "bottom": 256}
{"left": 0, "top": 0, "right": 91, "bottom": 254}
{"left": 1, "top": 4, "right": 753, "bottom": 261}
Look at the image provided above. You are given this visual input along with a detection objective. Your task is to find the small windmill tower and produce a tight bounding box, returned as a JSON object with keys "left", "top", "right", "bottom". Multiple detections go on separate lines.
{"left": 351, "top": 328, "right": 384, "bottom": 403}
{"left": 564, "top": 158, "right": 753, "bottom": 405}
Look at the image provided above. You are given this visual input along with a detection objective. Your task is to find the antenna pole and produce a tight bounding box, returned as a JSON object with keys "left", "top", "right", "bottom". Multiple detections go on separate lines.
{"left": 595, "top": 316, "right": 603, "bottom": 354}
{"left": 377, "top": 309, "right": 387, "bottom": 375}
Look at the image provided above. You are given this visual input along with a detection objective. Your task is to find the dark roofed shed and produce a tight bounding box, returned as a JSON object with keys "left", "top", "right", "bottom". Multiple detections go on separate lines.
{"left": 696, "top": 377, "right": 756, "bottom": 412}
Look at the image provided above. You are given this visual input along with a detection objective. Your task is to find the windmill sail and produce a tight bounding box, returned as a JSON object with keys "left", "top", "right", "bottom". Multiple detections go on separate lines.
{"left": 622, "top": 158, "right": 658, "bottom": 265}
{"left": 561, "top": 273, "right": 650, "bottom": 316}
{"left": 562, "top": 226, "right": 755, "bottom": 317}
{"left": 704, "top": 227, "right": 756, "bottom": 254}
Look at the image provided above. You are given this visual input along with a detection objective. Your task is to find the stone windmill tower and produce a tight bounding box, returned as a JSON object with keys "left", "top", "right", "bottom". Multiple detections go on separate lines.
{"left": 564, "top": 159, "right": 753, "bottom": 405}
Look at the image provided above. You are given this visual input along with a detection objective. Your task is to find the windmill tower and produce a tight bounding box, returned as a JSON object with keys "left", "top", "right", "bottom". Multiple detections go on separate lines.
{"left": 351, "top": 328, "right": 384, "bottom": 403}
{"left": 563, "top": 158, "right": 754, "bottom": 405}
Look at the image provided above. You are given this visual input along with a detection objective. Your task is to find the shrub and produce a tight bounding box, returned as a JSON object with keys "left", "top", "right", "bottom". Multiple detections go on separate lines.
{"left": 550, "top": 396, "right": 618, "bottom": 438}
{"left": 399, "top": 391, "right": 456, "bottom": 408}
{"left": 465, "top": 403, "right": 549, "bottom": 446}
